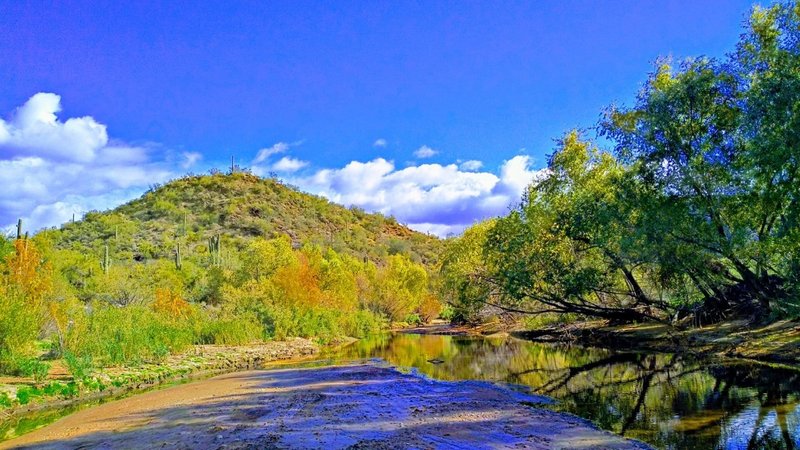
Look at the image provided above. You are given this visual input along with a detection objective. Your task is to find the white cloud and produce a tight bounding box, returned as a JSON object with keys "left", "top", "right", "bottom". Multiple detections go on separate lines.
{"left": 181, "top": 151, "right": 203, "bottom": 169}
{"left": 291, "top": 155, "right": 545, "bottom": 236}
{"left": 1, "top": 94, "right": 544, "bottom": 238}
{"left": 496, "top": 155, "right": 539, "bottom": 196}
{"left": 0, "top": 93, "right": 174, "bottom": 232}
{"left": 271, "top": 156, "right": 309, "bottom": 172}
{"left": 459, "top": 160, "right": 483, "bottom": 171}
{"left": 253, "top": 142, "right": 289, "bottom": 164}
{"left": 0, "top": 93, "right": 108, "bottom": 163}
{"left": 250, "top": 141, "right": 310, "bottom": 175}
{"left": 413, "top": 145, "right": 438, "bottom": 159}
{"left": 373, "top": 138, "right": 387, "bottom": 148}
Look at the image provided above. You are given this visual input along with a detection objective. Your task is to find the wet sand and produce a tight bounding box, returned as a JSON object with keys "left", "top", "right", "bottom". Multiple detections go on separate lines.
{"left": 1, "top": 362, "right": 650, "bottom": 449}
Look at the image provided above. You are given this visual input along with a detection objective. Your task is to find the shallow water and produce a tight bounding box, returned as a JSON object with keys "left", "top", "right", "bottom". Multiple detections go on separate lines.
{"left": 3, "top": 333, "right": 800, "bottom": 449}
{"left": 321, "top": 332, "right": 800, "bottom": 450}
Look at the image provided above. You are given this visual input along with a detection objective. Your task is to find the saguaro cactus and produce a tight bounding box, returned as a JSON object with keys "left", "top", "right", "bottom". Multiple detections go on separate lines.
{"left": 175, "top": 243, "right": 182, "bottom": 270}
{"left": 208, "top": 234, "right": 222, "bottom": 266}
{"left": 101, "top": 244, "right": 110, "bottom": 275}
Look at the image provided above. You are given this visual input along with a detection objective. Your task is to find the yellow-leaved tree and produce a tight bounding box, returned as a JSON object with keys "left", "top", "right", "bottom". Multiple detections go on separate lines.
{"left": 0, "top": 238, "right": 52, "bottom": 370}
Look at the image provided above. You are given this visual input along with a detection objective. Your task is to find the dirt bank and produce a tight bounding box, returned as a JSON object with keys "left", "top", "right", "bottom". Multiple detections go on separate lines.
{"left": 0, "top": 338, "right": 319, "bottom": 425}
{"left": 2, "top": 362, "right": 650, "bottom": 449}
{"left": 517, "top": 319, "right": 800, "bottom": 366}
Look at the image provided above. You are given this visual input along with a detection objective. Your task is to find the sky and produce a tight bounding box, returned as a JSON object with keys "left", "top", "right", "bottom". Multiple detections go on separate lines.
{"left": 0, "top": 0, "right": 758, "bottom": 236}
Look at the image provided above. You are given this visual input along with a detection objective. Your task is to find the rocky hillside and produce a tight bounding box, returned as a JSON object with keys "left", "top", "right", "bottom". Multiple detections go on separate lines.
{"left": 49, "top": 172, "right": 441, "bottom": 265}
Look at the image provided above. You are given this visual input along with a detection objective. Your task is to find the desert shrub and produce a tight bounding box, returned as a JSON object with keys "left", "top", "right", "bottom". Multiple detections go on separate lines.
{"left": 0, "top": 240, "right": 51, "bottom": 374}
{"left": 404, "top": 313, "right": 423, "bottom": 326}
{"left": 64, "top": 351, "right": 94, "bottom": 381}
{"left": 339, "top": 309, "right": 385, "bottom": 338}
{"left": 417, "top": 294, "right": 442, "bottom": 323}
{"left": 0, "top": 290, "right": 43, "bottom": 373}
{"left": 64, "top": 303, "right": 197, "bottom": 365}
{"left": 18, "top": 358, "right": 50, "bottom": 384}
{"left": 152, "top": 288, "right": 192, "bottom": 319}
{"left": 15, "top": 386, "right": 36, "bottom": 405}
{"left": 198, "top": 313, "right": 263, "bottom": 345}
{"left": 439, "top": 305, "right": 456, "bottom": 322}
{"left": 523, "top": 313, "right": 581, "bottom": 330}
{"left": 0, "top": 391, "right": 12, "bottom": 408}
{"left": 268, "top": 305, "right": 385, "bottom": 342}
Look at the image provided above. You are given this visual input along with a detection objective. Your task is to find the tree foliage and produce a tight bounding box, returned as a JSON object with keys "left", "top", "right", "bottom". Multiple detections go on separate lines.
{"left": 444, "top": 2, "right": 800, "bottom": 324}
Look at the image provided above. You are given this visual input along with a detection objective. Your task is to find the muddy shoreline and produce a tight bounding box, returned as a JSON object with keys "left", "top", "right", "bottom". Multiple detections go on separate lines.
{"left": 0, "top": 338, "right": 319, "bottom": 437}
{"left": 1, "top": 362, "right": 650, "bottom": 450}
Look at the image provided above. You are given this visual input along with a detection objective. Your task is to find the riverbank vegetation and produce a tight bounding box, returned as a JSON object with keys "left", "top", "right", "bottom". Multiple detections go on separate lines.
{"left": 0, "top": 173, "right": 440, "bottom": 389}
{"left": 442, "top": 2, "right": 800, "bottom": 327}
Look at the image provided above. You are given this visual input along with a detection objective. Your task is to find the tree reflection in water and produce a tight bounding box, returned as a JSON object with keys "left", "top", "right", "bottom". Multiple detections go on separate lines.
{"left": 328, "top": 333, "right": 800, "bottom": 449}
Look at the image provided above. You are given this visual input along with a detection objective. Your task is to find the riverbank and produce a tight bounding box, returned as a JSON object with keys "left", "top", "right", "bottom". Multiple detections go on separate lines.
{"left": 516, "top": 319, "right": 800, "bottom": 367}
{"left": 1, "top": 362, "right": 651, "bottom": 449}
{"left": 0, "top": 337, "right": 319, "bottom": 435}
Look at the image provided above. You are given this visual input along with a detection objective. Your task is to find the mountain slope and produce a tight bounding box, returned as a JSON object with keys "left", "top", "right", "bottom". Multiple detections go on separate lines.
{"left": 50, "top": 172, "right": 441, "bottom": 265}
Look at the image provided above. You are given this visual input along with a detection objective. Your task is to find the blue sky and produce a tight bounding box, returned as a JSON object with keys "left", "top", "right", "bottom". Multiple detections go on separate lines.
{"left": 0, "top": 0, "right": 758, "bottom": 235}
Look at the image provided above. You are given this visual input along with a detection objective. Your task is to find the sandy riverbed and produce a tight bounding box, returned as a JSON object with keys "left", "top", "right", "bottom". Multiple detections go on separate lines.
{"left": 1, "top": 362, "right": 650, "bottom": 449}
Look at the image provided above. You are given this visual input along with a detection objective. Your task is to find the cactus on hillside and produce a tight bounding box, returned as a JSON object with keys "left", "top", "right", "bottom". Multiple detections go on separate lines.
{"left": 175, "top": 242, "right": 182, "bottom": 270}
{"left": 101, "top": 244, "right": 110, "bottom": 275}
{"left": 208, "top": 234, "right": 222, "bottom": 267}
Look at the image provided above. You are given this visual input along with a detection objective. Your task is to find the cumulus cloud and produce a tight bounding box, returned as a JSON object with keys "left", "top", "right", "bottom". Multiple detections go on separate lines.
{"left": 291, "top": 155, "right": 545, "bottom": 236}
{"left": 2, "top": 94, "right": 543, "bottom": 238}
{"left": 373, "top": 138, "right": 387, "bottom": 148}
{"left": 459, "top": 160, "right": 483, "bottom": 171}
{"left": 496, "top": 155, "right": 539, "bottom": 196}
{"left": 413, "top": 145, "right": 438, "bottom": 159}
{"left": 0, "top": 93, "right": 108, "bottom": 163}
{"left": 0, "top": 93, "right": 174, "bottom": 232}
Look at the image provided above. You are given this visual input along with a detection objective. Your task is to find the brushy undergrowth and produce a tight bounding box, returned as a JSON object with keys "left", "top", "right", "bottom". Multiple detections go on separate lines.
{"left": 0, "top": 175, "right": 442, "bottom": 375}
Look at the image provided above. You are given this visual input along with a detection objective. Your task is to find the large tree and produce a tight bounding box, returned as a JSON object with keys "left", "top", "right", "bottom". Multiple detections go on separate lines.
{"left": 482, "top": 132, "right": 666, "bottom": 322}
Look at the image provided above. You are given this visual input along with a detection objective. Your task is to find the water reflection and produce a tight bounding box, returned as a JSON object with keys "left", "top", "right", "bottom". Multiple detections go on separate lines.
{"left": 327, "top": 333, "right": 800, "bottom": 450}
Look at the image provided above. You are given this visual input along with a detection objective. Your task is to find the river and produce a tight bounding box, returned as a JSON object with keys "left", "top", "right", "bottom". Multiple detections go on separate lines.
{"left": 4, "top": 332, "right": 800, "bottom": 449}
{"left": 318, "top": 332, "right": 800, "bottom": 450}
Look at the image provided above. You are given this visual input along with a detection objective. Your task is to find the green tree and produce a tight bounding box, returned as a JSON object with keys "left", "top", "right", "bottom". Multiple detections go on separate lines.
{"left": 374, "top": 255, "right": 429, "bottom": 321}
{"left": 439, "top": 220, "right": 497, "bottom": 323}
{"left": 484, "top": 133, "right": 664, "bottom": 322}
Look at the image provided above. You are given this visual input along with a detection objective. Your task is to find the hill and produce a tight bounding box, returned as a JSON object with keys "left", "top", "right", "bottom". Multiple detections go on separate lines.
{"left": 48, "top": 172, "right": 441, "bottom": 266}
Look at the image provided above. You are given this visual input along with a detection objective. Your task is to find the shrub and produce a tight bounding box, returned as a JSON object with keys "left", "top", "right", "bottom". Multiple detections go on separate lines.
{"left": 0, "top": 290, "right": 43, "bottom": 372}
{"left": 417, "top": 294, "right": 442, "bottom": 323}
{"left": 523, "top": 313, "right": 580, "bottom": 330}
{"left": 15, "top": 386, "right": 39, "bottom": 405}
{"left": 0, "top": 391, "right": 12, "bottom": 408}
{"left": 439, "top": 305, "right": 456, "bottom": 322}
{"left": 340, "top": 309, "right": 385, "bottom": 338}
{"left": 64, "top": 351, "right": 94, "bottom": 381}
{"left": 404, "top": 313, "right": 423, "bottom": 326}
{"left": 63, "top": 303, "right": 196, "bottom": 365}
{"left": 198, "top": 313, "right": 263, "bottom": 345}
{"left": 18, "top": 358, "right": 50, "bottom": 384}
